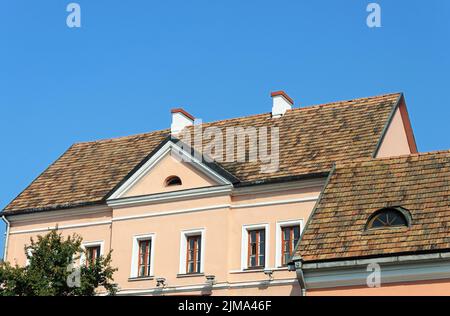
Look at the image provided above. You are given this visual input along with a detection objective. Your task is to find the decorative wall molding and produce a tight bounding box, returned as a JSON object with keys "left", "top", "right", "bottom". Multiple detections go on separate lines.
{"left": 107, "top": 185, "right": 233, "bottom": 208}
{"left": 115, "top": 278, "right": 297, "bottom": 296}
{"left": 301, "top": 254, "right": 450, "bottom": 290}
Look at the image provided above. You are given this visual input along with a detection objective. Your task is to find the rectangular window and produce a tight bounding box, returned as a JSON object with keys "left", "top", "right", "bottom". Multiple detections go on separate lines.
{"left": 281, "top": 226, "right": 300, "bottom": 266}
{"left": 247, "top": 229, "right": 265, "bottom": 268}
{"left": 138, "top": 239, "right": 152, "bottom": 277}
{"left": 85, "top": 246, "right": 100, "bottom": 265}
{"left": 186, "top": 235, "right": 201, "bottom": 274}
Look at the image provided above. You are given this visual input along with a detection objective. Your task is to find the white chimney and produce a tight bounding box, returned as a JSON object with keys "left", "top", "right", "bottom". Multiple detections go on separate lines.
{"left": 171, "top": 108, "right": 194, "bottom": 134}
{"left": 271, "top": 91, "right": 294, "bottom": 118}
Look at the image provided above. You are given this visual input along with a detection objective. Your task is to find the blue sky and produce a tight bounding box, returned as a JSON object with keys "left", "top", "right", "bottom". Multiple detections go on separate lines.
{"left": 1, "top": 0, "right": 449, "bottom": 258}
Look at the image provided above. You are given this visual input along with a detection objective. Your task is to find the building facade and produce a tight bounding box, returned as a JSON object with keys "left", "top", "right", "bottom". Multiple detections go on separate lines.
{"left": 2, "top": 91, "right": 425, "bottom": 295}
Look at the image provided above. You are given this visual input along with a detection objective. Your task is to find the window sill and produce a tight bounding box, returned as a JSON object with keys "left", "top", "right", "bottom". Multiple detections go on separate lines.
{"left": 229, "top": 267, "right": 288, "bottom": 274}
{"left": 177, "top": 273, "right": 205, "bottom": 278}
{"left": 128, "top": 276, "right": 154, "bottom": 282}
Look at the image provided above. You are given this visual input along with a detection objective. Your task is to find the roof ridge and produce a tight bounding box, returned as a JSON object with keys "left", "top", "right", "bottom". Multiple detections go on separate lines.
{"left": 73, "top": 129, "right": 170, "bottom": 146}
{"left": 72, "top": 92, "right": 401, "bottom": 145}
{"left": 295, "top": 92, "right": 402, "bottom": 111}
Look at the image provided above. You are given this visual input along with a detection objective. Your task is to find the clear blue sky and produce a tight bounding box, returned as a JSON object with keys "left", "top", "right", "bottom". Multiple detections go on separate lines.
{"left": 1, "top": 0, "right": 449, "bottom": 258}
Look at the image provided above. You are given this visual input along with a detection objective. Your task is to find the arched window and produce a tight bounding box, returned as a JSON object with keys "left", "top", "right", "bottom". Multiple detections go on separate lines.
{"left": 366, "top": 207, "right": 410, "bottom": 230}
{"left": 165, "top": 176, "right": 182, "bottom": 187}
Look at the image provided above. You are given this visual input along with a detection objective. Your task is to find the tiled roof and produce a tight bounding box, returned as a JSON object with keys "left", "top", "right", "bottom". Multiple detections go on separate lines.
{"left": 297, "top": 150, "right": 450, "bottom": 263}
{"left": 3, "top": 93, "right": 401, "bottom": 213}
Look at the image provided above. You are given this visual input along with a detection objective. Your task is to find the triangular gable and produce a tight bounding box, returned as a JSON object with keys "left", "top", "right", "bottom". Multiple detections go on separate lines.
{"left": 108, "top": 140, "right": 234, "bottom": 199}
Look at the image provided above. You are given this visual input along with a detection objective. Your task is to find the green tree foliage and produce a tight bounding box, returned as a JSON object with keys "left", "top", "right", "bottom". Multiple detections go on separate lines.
{"left": 0, "top": 230, "right": 117, "bottom": 296}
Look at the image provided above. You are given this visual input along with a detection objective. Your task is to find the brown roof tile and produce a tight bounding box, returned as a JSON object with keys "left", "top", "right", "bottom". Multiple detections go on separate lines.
{"left": 3, "top": 93, "right": 401, "bottom": 213}
{"left": 297, "top": 150, "right": 450, "bottom": 262}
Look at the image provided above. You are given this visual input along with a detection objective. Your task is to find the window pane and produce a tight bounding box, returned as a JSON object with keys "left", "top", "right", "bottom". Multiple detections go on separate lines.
{"left": 95, "top": 247, "right": 100, "bottom": 258}
{"left": 259, "top": 230, "right": 265, "bottom": 242}
{"left": 283, "top": 228, "right": 291, "bottom": 241}
{"left": 259, "top": 254, "right": 265, "bottom": 266}
{"left": 250, "top": 231, "right": 256, "bottom": 243}
{"left": 294, "top": 226, "right": 300, "bottom": 239}
{"left": 251, "top": 243, "right": 257, "bottom": 255}
{"left": 259, "top": 240, "right": 265, "bottom": 254}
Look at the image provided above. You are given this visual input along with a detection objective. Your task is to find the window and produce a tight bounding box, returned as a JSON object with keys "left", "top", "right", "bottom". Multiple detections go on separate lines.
{"left": 241, "top": 224, "right": 269, "bottom": 270}
{"left": 248, "top": 229, "right": 265, "bottom": 268}
{"left": 366, "top": 207, "right": 410, "bottom": 230}
{"left": 179, "top": 229, "right": 205, "bottom": 275}
{"left": 85, "top": 245, "right": 101, "bottom": 265}
{"left": 275, "top": 220, "right": 302, "bottom": 267}
{"left": 138, "top": 239, "right": 152, "bottom": 277}
{"left": 165, "top": 176, "right": 182, "bottom": 186}
{"left": 281, "top": 226, "right": 300, "bottom": 266}
{"left": 130, "top": 234, "right": 155, "bottom": 279}
{"left": 186, "top": 235, "right": 201, "bottom": 274}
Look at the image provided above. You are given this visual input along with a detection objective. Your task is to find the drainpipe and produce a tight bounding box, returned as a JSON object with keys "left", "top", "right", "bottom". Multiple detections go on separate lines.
{"left": 2, "top": 215, "right": 10, "bottom": 262}
{"left": 290, "top": 258, "right": 307, "bottom": 296}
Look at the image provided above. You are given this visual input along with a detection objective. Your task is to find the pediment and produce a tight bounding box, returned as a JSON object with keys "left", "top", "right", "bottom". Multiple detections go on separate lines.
{"left": 108, "top": 141, "right": 233, "bottom": 199}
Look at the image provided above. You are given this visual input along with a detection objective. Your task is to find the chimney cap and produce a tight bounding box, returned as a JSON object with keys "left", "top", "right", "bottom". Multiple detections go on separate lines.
{"left": 270, "top": 91, "right": 294, "bottom": 105}
{"left": 171, "top": 108, "right": 195, "bottom": 121}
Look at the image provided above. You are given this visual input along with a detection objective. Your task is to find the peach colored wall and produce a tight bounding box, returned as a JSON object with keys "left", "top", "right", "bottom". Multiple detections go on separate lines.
{"left": 7, "top": 218, "right": 112, "bottom": 267}
{"left": 376, "top": 107, "right": 411, "bottom": 158}
{"left": 123, "top": 154, "right": 217, "bottom": 197}
{"left": 4, "top": 185, "right": 315, "bottom": 296}
{"left": 308, "top": 278, "right": 450, "bottom": 296}
{"left": 111, "top": 186, "right": 319, "bottom": 294}
{"left": 3, "top": 114, "right": 416, "bottom": 295}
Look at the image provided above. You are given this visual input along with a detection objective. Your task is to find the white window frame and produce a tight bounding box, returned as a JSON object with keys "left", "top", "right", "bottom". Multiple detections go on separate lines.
{"left": 80, "top": 241, "right": 104, "bottom": 266}
{"left": 241, "top": 223, "right": 270, "bottom": 271}
{"left": 275, "top": 219, "right": 303, "bottom": 268}
{"left": 179, "top": 228, "right": 205, "bottom": 275}
{"left": 130, "top": 233, "right": 156, "bottom": 278}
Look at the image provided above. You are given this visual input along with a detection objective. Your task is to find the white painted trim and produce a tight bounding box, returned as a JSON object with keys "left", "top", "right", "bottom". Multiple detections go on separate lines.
{"left": 108, "top": 141, "right": 231, "bottom": 200}
{"left": 2, "top": 216, "right": 10, "bottom": 261}
{"left": 113, "top": 204, "right": 229, "bottom": 222}
{"left": 303, "top": 259, "right": 450, "bottom": 290}
{"left": 6, "top": 205, "right": 111, "bottom": 224}
{"left": 130, "top": 233, "right": 156, "bottom": 278}
{"left": 7, "top": 197, "right": 317, "bottom": 236}
{"left": 116, "top": 278, "right": 297, "bottom": 296}
{"left": 275, "top": 219, "right": 303, "bottom": 268}
{"left": 108, "top": 185, "right": 232, "bottom": 208}
{"left": 231, "top": 197, "right": 318, "bottom": 209}
{"left": 80, "top": 241, "right": 104, "bottom": 265}
{"left": 9, "top": 219, "right": 112, "bottom": 235}
{"left": 179, "top": 228, "right": 206, "bottom": 275}
{"left": 240, "top": 223, "right": 270, "bottom": 271}
{"left": 229, "top": 267, "right": 288, "bottom": 274}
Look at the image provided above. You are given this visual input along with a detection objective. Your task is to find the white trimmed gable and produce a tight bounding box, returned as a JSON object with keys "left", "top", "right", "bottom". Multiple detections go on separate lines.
{"left": 108, "top": 141, "right": 232, "bottom": 199}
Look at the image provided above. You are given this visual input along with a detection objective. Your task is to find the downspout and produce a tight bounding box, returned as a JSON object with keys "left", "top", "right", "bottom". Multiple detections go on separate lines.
{"left": 2, "top": 215, "right": 10, "bottom": 262}
{"left": 289, "top": 257, "right": 307, "bottom": 296}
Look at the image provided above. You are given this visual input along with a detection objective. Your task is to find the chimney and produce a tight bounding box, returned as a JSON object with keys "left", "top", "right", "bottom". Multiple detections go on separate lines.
{"left": 271, "top": 91, "right": 294, "bottom": 118}
{"left": 171, "top": 108, "right": 195, "bottom": 134}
